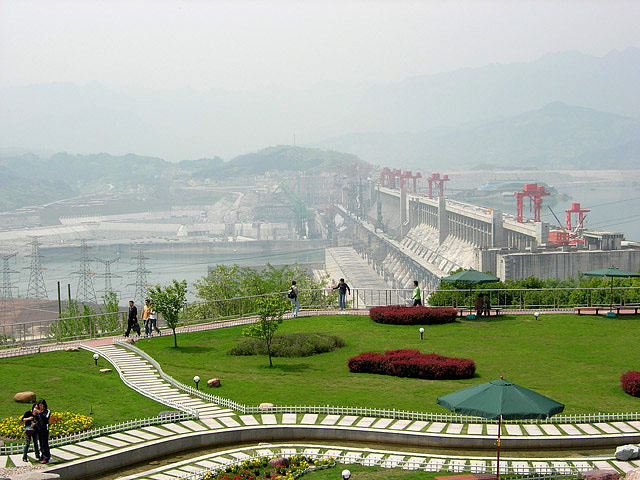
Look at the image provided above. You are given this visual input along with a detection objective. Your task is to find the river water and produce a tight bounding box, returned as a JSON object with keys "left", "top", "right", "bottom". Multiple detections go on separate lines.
{"left": 11, "top": 240, "right": 326, "bottom": 301}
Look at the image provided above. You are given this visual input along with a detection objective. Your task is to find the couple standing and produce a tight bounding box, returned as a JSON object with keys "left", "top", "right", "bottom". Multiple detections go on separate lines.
{"left": 21, "top": 399, "right": 51, "bottom": 464}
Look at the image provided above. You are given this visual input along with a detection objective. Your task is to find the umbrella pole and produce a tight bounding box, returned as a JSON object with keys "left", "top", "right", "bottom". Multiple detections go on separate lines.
{"left": 610, "top": 276, "right": 614, "bottom": 312}
{"left": 496, "top": 415, "right": 502, "bottom": 479}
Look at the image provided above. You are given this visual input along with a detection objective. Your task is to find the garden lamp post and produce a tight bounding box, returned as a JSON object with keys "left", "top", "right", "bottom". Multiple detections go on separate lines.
{"left": 534, "top": 312, "right": 540, "bottom": 320}
{"left": 93, "top": 353, "right": 99, "bottom": 366}
{"left": 193, "top": 375, "right": 200, "bottom": 390}
{"left": 419, "top": 327, "right": 424, "bottom": 340}
{"left": 342, "top": 469, "right": 351, "bottom": 479}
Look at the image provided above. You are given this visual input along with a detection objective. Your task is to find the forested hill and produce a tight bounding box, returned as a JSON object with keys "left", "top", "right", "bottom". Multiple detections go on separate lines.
{"left": 0, "top": 146, "right": 366, "bottom": 211}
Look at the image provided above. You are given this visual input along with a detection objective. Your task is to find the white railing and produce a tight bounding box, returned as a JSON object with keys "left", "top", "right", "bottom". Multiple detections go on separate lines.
{"left": 114, "top": 343, "right": 640, "bottom": 426}
{"left": 0, "top": 411, "right": 194, "bottom": 456}
{"left": 81, "top": 344, "right": 200, "bottom": 419}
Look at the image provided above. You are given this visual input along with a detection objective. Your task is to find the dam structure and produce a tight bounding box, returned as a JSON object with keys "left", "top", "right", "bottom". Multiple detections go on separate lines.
{"left": 338, "top": 183, "right": 640, "bottom": 289}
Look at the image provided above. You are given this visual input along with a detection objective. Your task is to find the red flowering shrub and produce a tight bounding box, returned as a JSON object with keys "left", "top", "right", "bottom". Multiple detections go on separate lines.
{"left": 370, "top": 306, "right": 457, "bottom": 325}
{"left": 348, "top": 349, "right": 475, "bottom": 380}
{"left": 621, "top": 371, "right": 640, "bottom": 397}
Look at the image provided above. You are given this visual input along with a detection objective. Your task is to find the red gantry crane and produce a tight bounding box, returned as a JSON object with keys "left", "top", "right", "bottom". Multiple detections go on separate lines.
{"left": 427, "top": 173, "right": 450, "bottom": 199}
{"left": 514, "top": 183, "right": 550, "bottom": 223}
{"left": 565, "top": 202, "right": 590, "bottom": 231}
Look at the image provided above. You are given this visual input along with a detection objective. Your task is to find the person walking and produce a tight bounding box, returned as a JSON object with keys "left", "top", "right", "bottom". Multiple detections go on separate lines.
{"left": 124, "top": 300, "right": 140, "bottom": 337}
{"left": 332, "top": 278, "right": 351, "bottom": 311}
{"left": 21, "top": 404, "right": 40, "bottom": 462}
{"left": 288, "top": 280, "right": 300, "bottom": 317}
{"left": 474, "top": 294, "right": 484, "bottom": 317}
{"left": 149, "top": 301, "right": 161, "bottom": 335}
{"left": 142, "top": 299, "right": 152, "bottom": 337}
{"left": 412, "top": 280, "right": 422, "bottom": 306}
{"left": 35, "top": 399, "right": 50, "bottom": 464}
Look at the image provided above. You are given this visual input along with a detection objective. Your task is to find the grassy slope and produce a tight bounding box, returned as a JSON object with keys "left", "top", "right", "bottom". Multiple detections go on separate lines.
{"left": 0, "top": 351, "right": 166, "bottom": 428}
{"left": 138, "top": 313, "right": 640, "bottom": 414}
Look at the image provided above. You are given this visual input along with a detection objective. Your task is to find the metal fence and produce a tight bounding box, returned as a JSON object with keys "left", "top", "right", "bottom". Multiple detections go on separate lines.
{"left": 180, "top": 450, "right": 585, "bottom": 480}
{"left": 1, "top": 286, "right": 639, "bottom": 350}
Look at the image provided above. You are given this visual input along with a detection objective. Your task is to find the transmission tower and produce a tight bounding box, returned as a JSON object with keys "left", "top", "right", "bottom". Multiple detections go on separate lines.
{"left": 1, "top": 252, "right": 18, "bottom": 320}
{"left": 72, "top": 240, "right": 97, "bottom": 304}
{"left": 25, "top": 237, "right": 48, "bottom": 300}
{"left": 129, "top": 249, "right": 151, "bottom": 307}
{"left": 96, "top": 257, "right": 121, "bottom": 296}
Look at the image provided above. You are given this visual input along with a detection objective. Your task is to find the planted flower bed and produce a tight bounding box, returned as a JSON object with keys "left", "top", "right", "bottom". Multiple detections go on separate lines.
{"left": 202, "top": 455, "right": 335, "bottom": 480}
{"left": 0, "top": 411, "right": 94, "bottom": 440}
{"left": 621, "top": 371, "right": 640, "bottom": 397}
{"left": 348, "top": 349, "right": 476, "bottom": 380}
{"left": 369, "top": 305, "right": 458, "bottom": 325}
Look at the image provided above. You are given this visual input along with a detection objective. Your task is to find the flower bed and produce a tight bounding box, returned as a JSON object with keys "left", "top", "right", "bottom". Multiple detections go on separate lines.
{"left": 621, "top": 371, "right": 640, "bottom": 397}
{"left": 202, "top": 455, "right": 335, "bottom": 480}
{"left": 348, "top": 349, "right": 475, "bottom": 380}
{"left": 0, "top": 411, "right": 94, "bottom": 440}
{"left": 369, "top": 305, "right": 458, "bottom": 325}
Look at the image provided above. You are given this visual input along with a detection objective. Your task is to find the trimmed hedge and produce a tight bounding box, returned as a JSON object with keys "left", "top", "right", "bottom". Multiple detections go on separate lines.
{"left": 348, "top": 349, "right": 475, "bottom": 380}
{"left": 369, "top": 305, "right": 458, "bottom": 325}
{"left": 621, "top": 371, "right": 640, "bottom": 397}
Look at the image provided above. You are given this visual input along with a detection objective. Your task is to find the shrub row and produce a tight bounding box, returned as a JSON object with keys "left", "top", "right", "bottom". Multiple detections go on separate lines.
{"left": 621, "top": 371, "right": 640, "bottom": 397}
{"left": 348, "top": 349, "right": 475, "bottom": 380}
{"left": 229, "top": 333, "right": 344, "bottom": 357}
{"left": 369, "top": 305, "right": 458, "bottom": 325}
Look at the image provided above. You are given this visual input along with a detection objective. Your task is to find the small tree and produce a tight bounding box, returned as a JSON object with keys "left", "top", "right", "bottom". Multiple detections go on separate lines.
{"left": 148, "top": 280, "right": 187, "bottom": 348}
{"left": 243, "top": 294, "right": 289, "bottom": 367}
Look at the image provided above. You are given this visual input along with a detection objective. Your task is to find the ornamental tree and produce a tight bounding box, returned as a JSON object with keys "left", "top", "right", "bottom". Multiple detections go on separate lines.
{"left": 148, "top": 279, "right": 187, "bottom": 348}
{"left": 243, "top": 293, "right": 289, "bottom": 367}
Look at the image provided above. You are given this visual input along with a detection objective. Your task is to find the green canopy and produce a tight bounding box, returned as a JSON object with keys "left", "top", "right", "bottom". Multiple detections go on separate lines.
{"left": 441, "top": 269, "right": 500, "bottom": 285}
{"left": 437, "top": 378, "right": 564, "bottom": 420}
{"left": 583, "top": 266, "right": 640, "bottom": 312}
{"left": 437, "top": 378, "right": 564, "bottom": 478}
{"left": 441, "top": 269, "right": 500, "bottom": 317}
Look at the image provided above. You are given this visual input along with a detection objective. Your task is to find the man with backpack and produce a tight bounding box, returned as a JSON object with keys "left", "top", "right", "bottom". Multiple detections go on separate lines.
{"left": 288, "top": 280, "right": 299, "bottom": 317}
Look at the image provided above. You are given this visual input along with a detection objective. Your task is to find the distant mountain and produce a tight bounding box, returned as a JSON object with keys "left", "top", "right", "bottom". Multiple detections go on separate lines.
{"left": 1, "top": 48, "right": 638, "bottom": 165}
{"left": 314, "top": 102, "right": 640, "bottom": 170}
{"left": 0, "top": 146, "right": 365, "bottom": 211}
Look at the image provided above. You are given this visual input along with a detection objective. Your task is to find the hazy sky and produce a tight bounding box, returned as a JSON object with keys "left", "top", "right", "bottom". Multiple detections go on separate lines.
{"left": 1, "top": 0, "right": 639, "bottom": 91}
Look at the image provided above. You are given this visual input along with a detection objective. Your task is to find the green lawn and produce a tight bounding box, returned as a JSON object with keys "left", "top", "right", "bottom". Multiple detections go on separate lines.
{"left": 0, "top": 350, "right": 166, "bottom": 428}
{"left": 138, "top": 313, "right": 640, "bottom": 414}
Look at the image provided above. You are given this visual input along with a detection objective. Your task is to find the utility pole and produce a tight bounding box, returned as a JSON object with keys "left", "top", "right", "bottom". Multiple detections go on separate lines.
{"left": 1, "top": 252, "right": 18, "bottom": 321}
{"left": 25, "top": 237, "right": 48, "bottom": 300}
{"left": 72, "top": 240, "right": 97, "bottom": 305}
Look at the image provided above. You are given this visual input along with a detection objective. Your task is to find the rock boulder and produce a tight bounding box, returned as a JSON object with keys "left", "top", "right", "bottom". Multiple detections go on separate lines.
{"left": 13, "top": 391, "right": 36, "bottom": 403}
{"left": 207, "top": 378, "right": 221, "bottom": 388}
{"left": 582, "top": 470, "right": 619, "bottom": 480}
{"left": 259, "top": 402, "right": 274, "bottom": 410}
{"left": 99, "top": 369, "right": 112, "bottom": 374}
{"left": 615, "top": 444, "right": 640, "bottom": 461}
{"left": 269, "top": 457, "right": 290, "bottom": 468}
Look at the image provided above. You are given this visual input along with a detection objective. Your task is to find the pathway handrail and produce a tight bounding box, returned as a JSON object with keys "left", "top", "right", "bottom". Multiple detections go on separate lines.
{"left": 81, "top": 344, "right": 200, "bottom": 419}
{"left": 116, "top": 341, "right": 640, "bottom": 425}
{"left": 0, "top": 411, "right": 194, "bottom": 456}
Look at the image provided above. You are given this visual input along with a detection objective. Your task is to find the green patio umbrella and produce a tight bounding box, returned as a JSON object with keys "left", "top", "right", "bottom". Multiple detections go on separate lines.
{"left": 441, "top": 269, "right": 500, "bottom": 318}
{"left": 583, "top": 266, "right": 640, "bottom": 314}
{"left": 437, "top": 377, "right": 564, "bottom": 478}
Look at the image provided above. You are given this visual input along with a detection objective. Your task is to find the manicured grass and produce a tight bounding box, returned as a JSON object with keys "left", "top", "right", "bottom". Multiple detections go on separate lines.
{"left": 0, "top": 350, "right": 166, "bottom": 430}
{"left": 138, "top": 313, "right": 640, "bottom": 414}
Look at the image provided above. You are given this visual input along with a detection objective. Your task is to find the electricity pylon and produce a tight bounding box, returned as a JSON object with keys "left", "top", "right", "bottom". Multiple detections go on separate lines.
{"left": 25, "top": 237, "right": 48, "bottom": 300}
{"left": 73, "top": 240, "right": 97, "bottom": 304}
{"left": 129, "top": 249, "right": 151, "bottom": 307}
{"left": 1, "top": 252, "right": 18, "bottom": 320}
{"left": 96, "top": 257, "right": 120, "bottom": 297}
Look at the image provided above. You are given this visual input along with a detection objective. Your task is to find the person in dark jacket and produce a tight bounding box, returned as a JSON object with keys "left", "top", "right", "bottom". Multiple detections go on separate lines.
{"left": 35, "top": 399, "right": 50, "bottom": 464}
{"left": 332, "top": 278, "right": 351, "bottom": 310}
{"left": 474, "top": 294, "right": 484, "bottom": 316}
{"left": 124, "top": 300, "right": 140, "bottom": 337}
{"left": 21, "top": 403, "right": 40, "bottom": 462}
